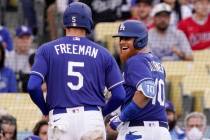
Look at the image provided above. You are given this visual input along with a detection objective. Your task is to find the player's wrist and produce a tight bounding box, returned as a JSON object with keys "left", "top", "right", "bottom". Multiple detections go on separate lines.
{"left": 120, "top": 100, "right": 143, "bottom": 122}
{"left": 109, "top": 115, "right": 124, "bottom": 131}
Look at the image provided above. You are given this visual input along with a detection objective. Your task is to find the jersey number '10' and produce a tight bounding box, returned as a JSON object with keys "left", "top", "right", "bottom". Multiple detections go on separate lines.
{"left": 152, "top": 79, "right": 165, "bottom": 106}
{"left": 67, "top": 61, "right": 84, "bottom": 90}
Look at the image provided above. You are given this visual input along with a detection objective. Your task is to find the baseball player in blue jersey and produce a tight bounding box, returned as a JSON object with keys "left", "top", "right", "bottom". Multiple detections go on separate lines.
{"left": 27, "top": 2, "right": 126, "bottom": 140}
{"left": 109, "top": 20, "right": 172, "bottom": 140}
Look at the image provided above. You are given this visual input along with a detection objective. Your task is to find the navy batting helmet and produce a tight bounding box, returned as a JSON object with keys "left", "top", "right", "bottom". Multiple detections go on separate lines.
{"left": 113, "top": 20, "right": 148, "bottom": 49}
{"left": 63, "top": 2, "right": 93, "bottom": 33}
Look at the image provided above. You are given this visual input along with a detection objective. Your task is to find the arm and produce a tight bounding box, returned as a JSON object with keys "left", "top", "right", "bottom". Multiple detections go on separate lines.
{"left": 27, "top": 74, "right": 49, "bottom": 115}
{"left": 3, "top": 27, "right": 13, "bottom": 51}
{"left": 102, "top": 85, "right": 126, "bottom": 117}
{"left": 103, "top": 53, "right": 126, "bottom": 116}
{"left": 171, "top": 47, "right": 193, "bottom": 61}
{"left": 177, "top": 22, "right": 194, "bottom": 60}
{"left": 109, "top": 91, "right": 149, "bottom": 130}
{"left": 120, "top": 90, "right": 150, "bottom": 122}
{"left": 110, "top": 80, "right": 155, "bottom": 130}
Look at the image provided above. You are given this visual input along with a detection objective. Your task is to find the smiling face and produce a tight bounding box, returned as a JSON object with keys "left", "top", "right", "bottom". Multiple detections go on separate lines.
{"left": 194, "top": 0, "right": 209, "bottom": 18}
{"left": 119, "top": 37, "right": 139, "bottom": 62}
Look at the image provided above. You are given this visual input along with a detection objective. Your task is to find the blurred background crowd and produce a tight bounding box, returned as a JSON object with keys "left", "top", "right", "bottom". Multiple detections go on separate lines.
{"left": 0, "top": 0, "right": 210, "bottom": 140}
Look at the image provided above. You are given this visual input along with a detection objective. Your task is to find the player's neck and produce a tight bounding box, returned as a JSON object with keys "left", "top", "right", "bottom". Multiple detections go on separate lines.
{"left": 138, "top": 47, "right": 150, "bottom": 54}
{"left": 65, "top": 28, "right": 86, "bottom": 37}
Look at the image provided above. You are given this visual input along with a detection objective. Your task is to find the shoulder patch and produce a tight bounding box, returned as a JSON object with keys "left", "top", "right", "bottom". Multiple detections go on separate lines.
{"left": 137, "top": 80, "right": 156, "bottom": 98}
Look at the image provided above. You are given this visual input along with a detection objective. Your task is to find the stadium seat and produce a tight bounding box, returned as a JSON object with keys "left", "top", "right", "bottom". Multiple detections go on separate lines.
{"left": 163, "top": 61, "right": 209, "bottom": 79}
{"left": 167, "top": 75, "right": 183, "bottom": 117}
{"left": 190, "top": 62, "right": 209, "bottom": 77}
{"left": 193, "top": 50, "right": 210, "bottom": 62}
{"left": 0, "top": 94, "right": 42, "bottom": 131}
{"left": 191, "top": 91, "right": 204, "bottom": 112}
{"left": 94, "top": 22, "right": 122, "bottom": 54}
{"left": 182, "top": 74, "right": 210, "bottom": 95}
{"left": 163, "top": 61, "right": 195, "bottom": 117}
{"left": 204, "top": 88, "right": 210, "bottom": 108}
{"left": 182, "top": 95, "right": 193, "bottom": 117}
{"left": 94, "top": 22, "right": 121, "bottom": 43}
{"left": 204, "top": 108, "right": 210, "bottom": 125}
{"left": 104, "top": 35, "right": 119, "bottom": 54}
{"left": 163, "top": 61, "right": 210, "bottom": 115}
{"left": 163, "top": 61, "right": 193, "bottom": 76}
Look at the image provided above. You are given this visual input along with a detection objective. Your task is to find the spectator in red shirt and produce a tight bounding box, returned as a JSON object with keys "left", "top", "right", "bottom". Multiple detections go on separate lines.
{"left": 178, "top": 0, "right": 210, "bottom": 50}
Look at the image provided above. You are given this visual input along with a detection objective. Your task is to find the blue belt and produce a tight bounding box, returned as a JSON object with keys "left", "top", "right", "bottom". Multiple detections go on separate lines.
{"left": 53, "top": 106, "right": 100, "bottom": 115}
{"left": 129, "top": 121, "right": 169, "bottom": 129}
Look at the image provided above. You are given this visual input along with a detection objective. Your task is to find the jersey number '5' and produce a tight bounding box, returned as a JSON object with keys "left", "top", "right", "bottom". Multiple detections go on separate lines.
{"left": 152, "top": 78, "right": 165, "bottom": 106}
{"left": 67, "top": 61, "right": 84, "bottom": 90}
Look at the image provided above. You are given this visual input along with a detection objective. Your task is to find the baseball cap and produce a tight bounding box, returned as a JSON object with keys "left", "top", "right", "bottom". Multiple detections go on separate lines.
{"left": 151, "top": 3, "right": 171, "bottom": 17}
{"left": 132, "top": 0, "right": 153, "bottom": 6}
{"left": 16, "top": 25, "right": 32, "bottom": 37}
{"left": 165, "top": 100, "right": 175, "bottom": 112}
{"left": 24, "top": 135, "right": 41, "bottom": 140}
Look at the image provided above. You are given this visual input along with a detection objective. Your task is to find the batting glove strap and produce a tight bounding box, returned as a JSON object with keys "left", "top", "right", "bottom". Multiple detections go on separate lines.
{"left": 109, "top": 115, "right": 124, "bottom": 131}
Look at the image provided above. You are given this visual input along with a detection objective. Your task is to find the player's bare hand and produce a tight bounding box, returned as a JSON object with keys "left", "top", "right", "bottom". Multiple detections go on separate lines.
{"left": 171, "top": 47, "right": 185, "bottom": 59}
{"left": 171, "top": 47, "right": 180, "bottom": 54}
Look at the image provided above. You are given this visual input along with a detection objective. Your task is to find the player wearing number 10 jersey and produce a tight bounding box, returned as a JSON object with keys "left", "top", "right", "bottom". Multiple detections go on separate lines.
{"left": 109, "top": 20, "right": 171, "bottom": 140}
{"left": 27, "top": 2, "right": 126, "bottom": 140}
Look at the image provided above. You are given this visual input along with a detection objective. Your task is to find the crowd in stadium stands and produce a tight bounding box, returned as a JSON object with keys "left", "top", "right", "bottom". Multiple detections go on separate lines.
{"left": 130, "top": 0, "right": 153, "bottom": 28}
{"left": 0, "top": 38, "right": 17, "bottom": 92}
{"left": 5, "top": 26, "right": 35, "bottom": 92}
{"left": 161, "top": 0, "right": 192, "bottom": 27}
{"left": 165, "top": 101, "right": 210, "bottom": 140}
{"left": 0, "top": 108, "right": 48, "bottom": 140}
{"left": 178, "top": 0, "right": 210, "bottom": 50}
{"left": 0, "top": 114, "right": 17, "bottom": 140}
{"left": 148, "top": 3, "right": 193, "bottom": 61}
{"left": 32, "top": 120, "right": 48, "bottom": 140}
{"left": 0, "top": 0, "right": 210, "bottom": 140}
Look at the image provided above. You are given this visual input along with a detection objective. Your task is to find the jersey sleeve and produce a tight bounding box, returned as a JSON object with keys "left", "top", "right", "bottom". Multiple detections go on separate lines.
{"left": 30, "top": 47, "right": 48, "bottom": 81}
{"left": 125, "top": 58, "right": 156, "bottom": 98}
{"left": 105, "top": 55, "right": 124, "bottom": 90}
{"left": 125, "top": 58, "right": 153, "bottom": 88}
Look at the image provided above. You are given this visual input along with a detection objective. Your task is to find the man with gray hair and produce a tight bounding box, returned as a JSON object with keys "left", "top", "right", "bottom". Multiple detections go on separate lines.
{"left": 184, "top": 112, "right": 210, "bottom": 140}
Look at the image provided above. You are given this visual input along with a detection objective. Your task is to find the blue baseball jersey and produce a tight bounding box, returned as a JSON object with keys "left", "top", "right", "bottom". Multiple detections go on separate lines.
{"left": 0, "top": 67, "right": 17, "bottom": 93}
{"left": 0, "top": 26, "right": 13, "bottom": 51}
{"left": 122, "top": 52, "right": 167, "bottom": 122}
{"left": 31, "top": 36, "right": 123, "bottom": 110}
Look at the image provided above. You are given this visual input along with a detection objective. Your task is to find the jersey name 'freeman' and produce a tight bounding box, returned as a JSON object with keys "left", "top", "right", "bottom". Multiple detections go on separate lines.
{"left": 54, "top": 43, "right": 99, "bottom": 58}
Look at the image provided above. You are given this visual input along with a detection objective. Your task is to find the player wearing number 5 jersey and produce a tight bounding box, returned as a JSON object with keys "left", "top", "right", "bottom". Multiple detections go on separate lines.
{"left": 27, "top": 2, "right": 126, "bottom": 140}
{"left": 109, "top": 20, "right": 171, "bottom": 140}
